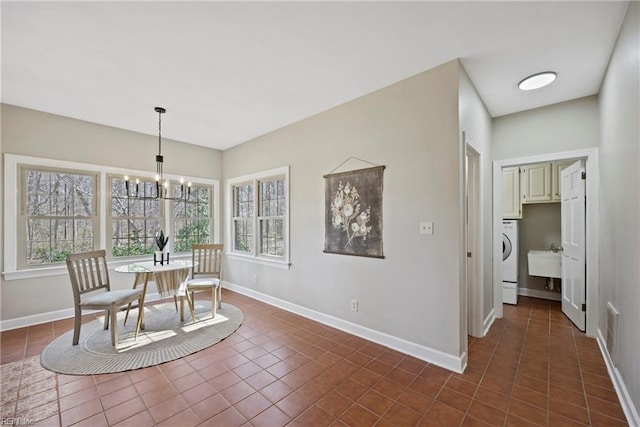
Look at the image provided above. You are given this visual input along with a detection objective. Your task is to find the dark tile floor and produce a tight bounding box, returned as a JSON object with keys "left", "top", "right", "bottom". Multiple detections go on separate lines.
{"left": 0, "top": 292, "right": 628, "bottom": 426}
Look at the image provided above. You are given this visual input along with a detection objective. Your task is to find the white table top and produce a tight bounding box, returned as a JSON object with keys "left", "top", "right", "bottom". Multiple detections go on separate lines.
{"left": 115, "top": 259, "right": 195, "bottom": 274}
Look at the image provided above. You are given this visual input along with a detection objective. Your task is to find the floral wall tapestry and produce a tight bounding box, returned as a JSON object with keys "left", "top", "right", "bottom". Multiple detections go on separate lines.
{"left": 323, "top": 165, "right": 384, "bottom": 258}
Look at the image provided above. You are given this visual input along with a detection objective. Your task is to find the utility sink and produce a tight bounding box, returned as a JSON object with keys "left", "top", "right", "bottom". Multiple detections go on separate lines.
{"left": 528, "top": 250, "right": 562, "bottom": 279}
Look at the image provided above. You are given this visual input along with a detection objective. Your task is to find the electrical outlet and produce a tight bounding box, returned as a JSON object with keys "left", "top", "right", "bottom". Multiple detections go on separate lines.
{"left": 351, "top": 299, "right": 358, "bottom": 312}
{"left": 419, "top": 222, "right": 434, "bottom": 235}
{"left": 252, "top": 274, "right": 258, "bottom": 283}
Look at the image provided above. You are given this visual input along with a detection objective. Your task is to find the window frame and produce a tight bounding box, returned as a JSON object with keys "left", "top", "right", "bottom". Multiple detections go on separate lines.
{"left": 107, "top": 176, "right": 216, "bottom": 258}
{"left": 107, "top": 174, "right": 164, "bottom": 258}
{"left": 170, "top": 182, "right": 215, "bottom": 254}
{"left": 226, "top": 166, "right": 290, "bottom": 269}
{"left": 231, "top": 182, "right": 255, "bottom": 255}
{"left": 3, "top": 154, "right": 219, "bottom": 280}
{"left": 18, "top": 165, "right": 100, "bottom": 269}
{"left": 256, "top": 178, "right": 286, "bottom": 258}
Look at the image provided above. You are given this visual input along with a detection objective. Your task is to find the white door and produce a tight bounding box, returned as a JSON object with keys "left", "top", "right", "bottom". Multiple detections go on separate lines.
{"left": 465, "top": 145, "right": 482, "bottom": 338}
{"left": 561, "top": 161, "right": 586, "bottom": 331}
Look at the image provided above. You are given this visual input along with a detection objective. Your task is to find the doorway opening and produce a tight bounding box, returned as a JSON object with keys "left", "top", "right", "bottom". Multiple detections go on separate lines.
{"left": 465, "top": 136, "right": 483, "bottom": 339}
{"left": 492, "top": 148, "right": 599, "bottom": 337}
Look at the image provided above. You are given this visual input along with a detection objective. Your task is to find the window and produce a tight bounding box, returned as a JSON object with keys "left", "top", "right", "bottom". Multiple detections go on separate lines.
{"left": 258, "top": 179, "right": 286, "bottom": 256}
{"left": 110, "top": 176, "right": 161, "bottom": 257}
{"left": 21, "top": 166, "right": 97, "bottom": 266}
{"left": 172, "top": 184, "right": 213, "bottom": 252}
{"left": 4, "top": 154, "right": 220, "bottom": 280}
{"left": 232, "top": 183, "right": 254, "bottom": 253}
{"left": 228, "top": 166, "right": 289, "bottom": 268}
{"left": 109, "top": 178, "right": 214, "bottom": 256}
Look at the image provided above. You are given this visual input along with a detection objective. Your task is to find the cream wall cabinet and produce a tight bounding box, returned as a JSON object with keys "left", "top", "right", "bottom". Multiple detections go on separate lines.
{"left": 502, "top": 166, "right": 522, "bottom": 219}
{"left": 522, "top": 163, "right": 552, "bottom": 203}
{"left": 551, "top": 160, "right": 575, "bottom": 201}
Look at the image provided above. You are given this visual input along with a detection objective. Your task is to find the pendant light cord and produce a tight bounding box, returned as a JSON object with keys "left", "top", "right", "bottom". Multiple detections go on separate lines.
{"left": 158, "top": 109, "right": 162, "bottom": 156}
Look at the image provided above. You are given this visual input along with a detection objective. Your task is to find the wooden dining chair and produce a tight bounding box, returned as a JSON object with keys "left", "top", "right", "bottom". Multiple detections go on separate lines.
{"left": 185, "top": 244, "right": 223, "bottom": 320}
{"left": 66, "top": 250, "right": 143, "bottom": 346}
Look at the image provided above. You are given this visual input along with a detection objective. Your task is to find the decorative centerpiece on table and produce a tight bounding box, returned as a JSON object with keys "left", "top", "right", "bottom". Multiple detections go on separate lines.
{"left": 154, "top": 230, "right": 170, "bottom": 265}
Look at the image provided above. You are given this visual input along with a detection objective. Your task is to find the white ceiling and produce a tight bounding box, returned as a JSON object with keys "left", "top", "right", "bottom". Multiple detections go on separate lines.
{"left": 1, "top": 1, "right": 629, "bottom": 150}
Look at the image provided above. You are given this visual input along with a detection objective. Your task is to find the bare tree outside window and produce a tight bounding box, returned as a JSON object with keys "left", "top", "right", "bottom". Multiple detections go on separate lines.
{"left": 11, "top": 158, "right": 219, "bottom": 273}
{"left": 229, "top": 172, "right": 287, "bottom": 260}
{"left": 172, "top": 184, "right": 212, "bottom": 252}
{"left": 259, "top": 179, "right": 285, "bottom": 256}
{"left": 233, "top": 184, "right": 254, "bottom": 252}
{"left": 24, "top": 169, "right": 96, "bottom": 265}
{"left": 110, "top": 177, "right": 161, "bottom": 257}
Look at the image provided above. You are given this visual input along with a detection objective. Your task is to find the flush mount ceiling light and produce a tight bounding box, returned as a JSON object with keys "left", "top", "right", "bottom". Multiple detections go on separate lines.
{"left": 518, "top": 71, "right": 557, "bottom": 91}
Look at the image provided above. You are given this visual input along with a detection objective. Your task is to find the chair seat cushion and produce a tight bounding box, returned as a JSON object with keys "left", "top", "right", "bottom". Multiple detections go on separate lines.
{"left": 186, "top": 278, "right": 220, "bottom": 289}
{"left": 80, "top": 289, "right": 142, "bottom": 306}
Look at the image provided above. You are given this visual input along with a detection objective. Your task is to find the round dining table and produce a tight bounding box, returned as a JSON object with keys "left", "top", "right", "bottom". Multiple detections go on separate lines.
{"left": 115, "top": 259, "right": 196, "bottom": 339}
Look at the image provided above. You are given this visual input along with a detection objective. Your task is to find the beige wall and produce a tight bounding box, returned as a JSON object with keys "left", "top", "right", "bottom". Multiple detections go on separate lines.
{"left": 223, "top": 61, "right": 465, "bottom": 361}
{"left": 1, "top": 104, "right": 223, "bottom": 321}
{"left": 1, "top": 105, "right": 221, "bottom": 176}
{"left": 598, "top": 1, "right": 640, "bottom": 419}
{"left": 493, "top": 96, "right": 599, "bottom": 161}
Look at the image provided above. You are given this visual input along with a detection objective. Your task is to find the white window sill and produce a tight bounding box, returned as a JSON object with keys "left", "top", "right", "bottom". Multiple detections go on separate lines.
{"left": 3, "top": 265, "right": 69, "bottom": 281}
{"left": 225, "top": 252, "right": 291, "bottom": 270}
{"left": 2, "top": 253, "right": 194, "bottom": 281}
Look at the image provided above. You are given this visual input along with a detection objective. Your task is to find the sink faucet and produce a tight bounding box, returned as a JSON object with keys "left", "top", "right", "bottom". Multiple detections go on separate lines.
{"left": 549, "top": 243, "right": 563, "bottom": 253}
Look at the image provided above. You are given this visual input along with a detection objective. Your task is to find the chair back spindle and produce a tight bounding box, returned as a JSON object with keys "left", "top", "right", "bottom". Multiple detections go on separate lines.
{"left": 191, "top": 244, "right": 223, "bottom": 279}
{"left": 67, "top": 250, "right": 111, "bottom": 303}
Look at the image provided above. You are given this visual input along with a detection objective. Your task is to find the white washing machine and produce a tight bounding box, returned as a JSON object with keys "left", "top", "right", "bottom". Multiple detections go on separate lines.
{"left": 502, "top": 220, "right": 519, "bottom": 304}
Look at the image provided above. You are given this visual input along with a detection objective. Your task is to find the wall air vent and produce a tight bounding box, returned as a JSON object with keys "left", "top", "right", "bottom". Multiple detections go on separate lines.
{"left": 606, "top": 302, "right": 619, "bottom": 366}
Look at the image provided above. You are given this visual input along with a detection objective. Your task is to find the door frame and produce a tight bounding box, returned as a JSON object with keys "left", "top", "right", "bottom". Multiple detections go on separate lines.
{"left": 465, "top": 135, "right": 484, "bottom": 338}
{"left": 492, "top": 148, "right": 600, "bottom": 337}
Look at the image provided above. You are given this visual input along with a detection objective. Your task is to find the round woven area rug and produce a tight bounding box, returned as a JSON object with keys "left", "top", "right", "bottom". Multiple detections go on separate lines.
{"left": 41, "top": 300, "right": 243, "bottom": 375}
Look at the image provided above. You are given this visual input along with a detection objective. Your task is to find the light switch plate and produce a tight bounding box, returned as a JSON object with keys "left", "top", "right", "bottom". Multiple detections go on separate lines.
{"left": 419, "top": 222, "right": 434, "bottom": 235}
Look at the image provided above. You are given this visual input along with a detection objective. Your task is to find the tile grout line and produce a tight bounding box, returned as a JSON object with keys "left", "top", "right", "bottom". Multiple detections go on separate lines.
{"left": 575, "top": 320, "right": 593, "bottom": 426}
{"left": 507, "top": 301, "right": 534, "bottom": 427}
{"left": 459, "top": 309, "right": 506, "bottom": 427}
{"left": 3, "top": 293, "right": 627, "bottom": 427}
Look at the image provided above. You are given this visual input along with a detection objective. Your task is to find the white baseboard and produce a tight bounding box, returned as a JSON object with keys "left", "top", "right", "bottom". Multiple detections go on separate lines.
{"left": 0, "top": 292, "right": 164, "bottom": 332}
{"left": 0, "top": 308, "right": 76, "bottom": 332}
{"left": 483, "top": 308, "right": 495, "bottom": 337}
{"left": 596, "top": 328, "right": 640, "bottom": 426}
{"left": 223, "top": 281, "right": 466, "bottom": 373}
{"left": 518, "top": 287, "right": 561, "bottom": 301}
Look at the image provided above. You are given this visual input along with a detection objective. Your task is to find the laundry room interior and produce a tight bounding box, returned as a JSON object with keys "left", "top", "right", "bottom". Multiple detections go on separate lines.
{"left": 501, "top": 158, "right": 584, "bottom": 307}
